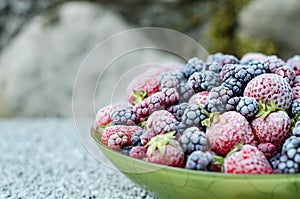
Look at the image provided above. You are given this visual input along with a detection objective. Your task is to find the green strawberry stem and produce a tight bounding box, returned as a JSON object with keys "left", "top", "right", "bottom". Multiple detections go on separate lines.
{"left": 96, "top": 121, "right": 113, "bottom": 134}
{"left": 145, "top": 131, "right": 176, "bottom": 156}
{"left": 132, "top": 90, "right": 148, "bottom": 105}
{"left": 255, "top": 99, "right": 285, "bottom": 120}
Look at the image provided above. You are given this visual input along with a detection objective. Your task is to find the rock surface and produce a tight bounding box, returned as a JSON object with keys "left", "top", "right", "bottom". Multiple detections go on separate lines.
{"left": 0, "top": 118, "right": 157, "bottom": 199}
{"left": 238, "top": 0, "right": 300, "bottom": 58}
{"left": 0, "top": 1, "right": 183, "bottom": 117}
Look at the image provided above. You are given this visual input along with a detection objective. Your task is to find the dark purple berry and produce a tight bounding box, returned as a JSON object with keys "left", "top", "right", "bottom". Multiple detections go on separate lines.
{"left": 178, "top": 127, "right": 207, "bottom": 155}
{"left": 236, "top": 97, "right": 259, "bottom": 118}
{"left": 111, "top": 108, "right": 137, "bottom": 126}
{"left": 186, "top": 151, "right": 214, "bottom": 171}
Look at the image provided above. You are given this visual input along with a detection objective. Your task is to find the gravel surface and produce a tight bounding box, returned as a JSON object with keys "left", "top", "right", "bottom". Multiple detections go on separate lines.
{"left": 0, "top": 118, "right": 157, "bottom": 199}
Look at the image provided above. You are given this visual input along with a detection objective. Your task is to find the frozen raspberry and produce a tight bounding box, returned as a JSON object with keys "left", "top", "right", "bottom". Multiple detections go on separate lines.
{"left": 108, "top": 131, "right": 130, "bottom": 150}
{"left": 292, "top": 76, "right": 300, "bottom": 100}
{"left": 240, "top": 52, "right": 267, "bottom": 64}
{"left": 178, "top": 127, "right": 207, "bottom": 155}
{"left": 159, "top": 87, "right": 179, "bottom": 108}
{"left": 167, "top": 103, "right": 189, "bottom": 121}
{"left": 188, "top": 71, "right": 221, "bottom": 92}
{"left": 184, "top": 57, "right": 205, "bottom": 78}
{"left": 186, "top": 151, "right": 214, "bottom": 171}
{"left": 188, "top": 91, "right": 209, "bottom": 107}
{"left": 146, "top": 110, "right": 178, "bottom": 135}
{"left": 131, "top": 129, "right": 145, "bottom": 146}
{"left": 129, "top": 146, "right": 147, "bottom": 159}
{"left": 287, "top": 55, "right": 300, "bottom": 76}
{"left": 101, "top": 125, "right": 143, "bottom": 146}
{"left": 220, "top": 55, "right": 239, "bottom": 67}
{"left": 258, "top": 143, "right": 277, "bottom": 159}
{"left": 132, "top": 95, "right": 164, "bottom": 123}
{"left": 203, "top": 62, "right": 222, "bottom": 73}
{"left": 275, "top": 65, "right": 296, "bottom": 85}
{"left": 140, "top": 129, "right": 156, "bottom": 146}
{"left": 271, "top": 136, "right": 300, "bottom": 173}
{"left": 263, "top": 55, "right": 285, "bottom": 73}
{"left": 110, "top": 108, "right": 137, "bottom": 126}
{"left": 159, "top": 71, "right": 186, "bottom": 90}
{"left": 177, "top": 104, "right": 208, "bottom": 134}
{"left": 177, "top": 82, "right": 195, "bottom": 103}
{"left": 226, "top": 96, "right": 241, "bottom": 111}
{"left": 291, "top": 98, "right": 300, "bottom": 116}
{"left": 236, "top": 97, "right": 259, "bottom": 118}
{"left": 244, "top": 74, "right": 294, "bottom": 110}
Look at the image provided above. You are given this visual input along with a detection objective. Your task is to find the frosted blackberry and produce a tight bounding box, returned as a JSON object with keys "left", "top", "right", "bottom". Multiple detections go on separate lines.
{"left": 206, "top": 99, "right": 225, "bottom": 113}
{"left": 184, "top": 57, "right": 205, "bottom": 78}
{"left": 160, "top": 87, "right": 179, "bottom": 108}
{"left": 177, "top": 82, "right": 195, "bottom": 103}
{"left": 293, "top": 122, "right": 300, "bottom": 137}
{"left": 186, "top": 151, "right": 214, "bottom": 171}
{"left": 220, "top": 55, "right": 239, "bottom": 67}
{"left": 159, "top": 71, "right": 186, "bottom": 90}
{"left": 131, "top": 129, "right": 145, "bottom": 146}
{"left": 111, "top": 108, "right": 137, "bottom": 126}
{"left": 133, "top": 95, "right": 164, "bottom": 122}
{"left": 222, "top": 64, "right": 255, "bottom": 84}
{"left": 226, "top": 96, "right": 241, "bottom": 111}
{"left": 264, "top": 55, "right": 285, "bottom": 73}
{"left": 209, "top": 86, "right": 234, "bottom": 104}
{"left": 177, "top": 104, "right": 208, "bottom": 134}
{"left": 122, "top": 146, "right": 133, "bottom": 156}
{"left": 222, "top": 78, "right": 243, "bottom": 96}
{"left": 178, "top": 127, "right": 207, "bottom": 155}
{"left": 167, "top": 103, "right": 189, "bottom": 121}
{"left": 204, "top": 62, "right": 222, "bottom": 73}
{"left": 247, "top": 60, "right": 269, "bottom": 76}
{"left": 271, "top": 136, "right": 300, "bottom": 173}
{"left": 291, "top": 98, "right": 300, "bottom": 116}
{"left": 188, "top": 71, "right": 221, "bottom": 93}
{"left": 236, "top": 97, "right": 259, "bottom": 118}
{"left": 206, "top": 52, "right": 225, "bottom": 65}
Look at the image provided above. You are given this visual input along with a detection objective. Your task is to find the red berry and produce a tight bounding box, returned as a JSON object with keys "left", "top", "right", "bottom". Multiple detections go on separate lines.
{"left": 224, "top": 144, "right": 274, "bottom": 174}
{"left": 108, "top": 131, "right": 130, "bottom": 150}
{"left": 292, "top": 76, "right": 300, "bottom": 100}
{"left": 146, "top": 132, "right": 185, "bottom": 167}
{"left": 240, "top": 52, "right": 267, "bottom": 63}
{"left": 101, "top": 125, "right": 142, "bottom": 146}
{"left": 129, "top": 146, "right": 147, "bottom": 159}
{"left": 206, "top": 111, "right": 258, "bottom": 156}
{"left": 244, "top": 74, "right": 294, "bottom": 110}
{"left": 257, "top": 143, "right": 277, "bottom": 159}
{"left": 275, "top": 65, "right": 295, "bottom": 85}
{"left": 146, "top": 110, "right": 178, "bottom": 135}
{"left": 188, "top": 91, "right": 209, "bottom": 106}
{"left": 251, "top": 111, "right": 291, "bottom": 150}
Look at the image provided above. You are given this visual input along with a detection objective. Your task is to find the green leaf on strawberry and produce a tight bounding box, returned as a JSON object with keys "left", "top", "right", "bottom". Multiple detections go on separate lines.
{"left": 132, "top": 90, "right": 148, "bottom": 105}
{"left": 145, "top": 131, "right": 176, "bottom": 156}
{"left": 255, "top": 99, "right": 285, "bottom": 120}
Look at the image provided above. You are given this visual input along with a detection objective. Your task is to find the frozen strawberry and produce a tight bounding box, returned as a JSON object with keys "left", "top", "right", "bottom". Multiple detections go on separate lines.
{"left": 146, "top": 132, "right": 185, "bottom": 167}
{"left": 205, "top": 111, "right": 258, "bottom": 156}
{"left": 224, "top": 144, "right": 274, "bottom": 174}
{"left": 94, "top": 102, "right": 132, "bottom": 133}
{"left": 188, "top": 91, "right": 209, "bottom": 106}
{"left": 101, "top": 125, "right": 143, "bottom": 146}
{"left": 244, "top": 74, "right": 294, "bottom": 110}
{"left": 251, "top": 100, "right": 291, "bottom": 151}
{"left": 146, "top": 110, "right": 178, "bottom": 135}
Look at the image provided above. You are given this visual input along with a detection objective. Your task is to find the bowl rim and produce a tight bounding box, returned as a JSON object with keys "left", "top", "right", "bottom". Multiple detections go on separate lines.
{"left": 91, "top": 128, "right": 300, "bottom": 179}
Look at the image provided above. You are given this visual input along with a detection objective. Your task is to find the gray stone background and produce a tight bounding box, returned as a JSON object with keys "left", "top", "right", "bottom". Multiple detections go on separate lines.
{"left": 0, "top": 0, "right": 299, "bottom": 118}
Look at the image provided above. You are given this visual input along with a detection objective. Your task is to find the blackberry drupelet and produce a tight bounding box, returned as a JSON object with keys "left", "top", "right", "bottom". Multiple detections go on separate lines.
{"left": 291, "top": 98, "right": 300, "bottom": 116}
{"left": 131, "top": 129, "right": 145, "bottom": 146}
{"left": 167, "top": 103, "right": 189, "bottom": 121}
{"left": 271, "top": 136, "right": 300, "bottom": 173}
{"left": 226, "top": 96, "right": 241, "bottom": 111}
{"left": 110, "top": 108, "right": 137, "bottom": 126}
{"left": 184, "top": 57, "right": 205, "bottom": 78}
{"left": 186, "top": 151, "right": 214, "bottom": 171}
{"left": 188, "top": 71, "right": 221, "bottom": 93}
{"left": 178, "top": 127, "right": 207, "bottom": 155}
{"left": 177, "top": 104, "right": 208, "bottom": 134}
{"left": 236, "top": 97, "right": 259, "bottom": 118}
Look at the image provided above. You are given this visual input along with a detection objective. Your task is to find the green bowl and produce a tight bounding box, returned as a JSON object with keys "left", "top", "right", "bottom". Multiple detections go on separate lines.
{"left": 91, "top": 131, "right": 300, "bottom": 199}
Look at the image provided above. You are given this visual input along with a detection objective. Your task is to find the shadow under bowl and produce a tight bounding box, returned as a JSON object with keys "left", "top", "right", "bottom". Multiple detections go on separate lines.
{"left": 91, "top": 130, "right": 300, "bottom": 199}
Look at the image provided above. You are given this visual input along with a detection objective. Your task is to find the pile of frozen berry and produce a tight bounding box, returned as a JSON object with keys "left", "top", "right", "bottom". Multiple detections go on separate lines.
{"left": 93, "top": 52, "right": 300, "bottom": 174}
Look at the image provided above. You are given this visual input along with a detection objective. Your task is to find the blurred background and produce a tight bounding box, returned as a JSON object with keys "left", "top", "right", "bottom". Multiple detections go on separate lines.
{"left": 0, "top": 0, "right": 300, "bottom": 118}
